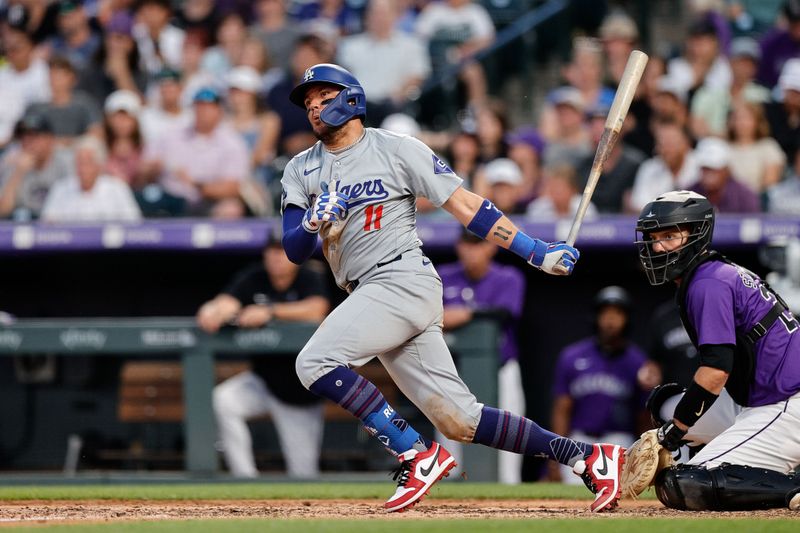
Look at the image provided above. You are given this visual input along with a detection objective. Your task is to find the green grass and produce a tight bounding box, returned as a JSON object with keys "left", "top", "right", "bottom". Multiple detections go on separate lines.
{"left": 0, "top": 482, "right": 615, "bottom": 501}
{"left": 8, "top": 519, "right": 800, "bottom": 533}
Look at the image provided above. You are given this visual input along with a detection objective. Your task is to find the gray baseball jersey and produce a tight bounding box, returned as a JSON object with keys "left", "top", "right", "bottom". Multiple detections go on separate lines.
{"left": 281, "top": 128, "right": 462, "bottom": 287}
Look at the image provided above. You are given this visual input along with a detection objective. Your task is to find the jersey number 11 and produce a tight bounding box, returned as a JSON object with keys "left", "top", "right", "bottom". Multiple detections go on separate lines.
{"left": 363, "top": 204, "right": 384, "bottom": 231}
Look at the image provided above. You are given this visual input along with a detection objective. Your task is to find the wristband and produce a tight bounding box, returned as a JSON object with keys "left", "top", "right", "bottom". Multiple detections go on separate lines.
{"left": 673, "top": 380, "right": 719, "bottom": 427}
{"left": 509, "top": 232, "right": 548, "bottom": 267}
{"left": 466, "top": 199, "right": 503, "bottom": 238}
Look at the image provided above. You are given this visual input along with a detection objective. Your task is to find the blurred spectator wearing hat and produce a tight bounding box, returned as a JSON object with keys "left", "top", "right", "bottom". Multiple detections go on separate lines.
{"left": 77, "top": 10, "right": 148, "bottom": 106}
{"left": 689, "top": 36, "right": 770, "bottom": 138}
{"left": 1, "top": 2, "right": 60, "bottom": 45}
{"left": 435, "top": 227, "right": 527, "bottom": 484}
{"left": 727, "top": 99, "right": 786, "bottom": 194}
{"left": 652, "top": 75, "right": 690, "bottom": 131}
{"left": 139, "top": 86, "right": 250, "bottom": 218}
{"left": 250, "top": 0, "right": 305, "bottom": 73}
{"left": 480, "top": 157, "right": 525, "bottom": 215}
{"left": 40, "top": 134, "right": 141, "bottom": 222}
{"left": 226, "top": 65, "right": 280, "bottom": 187}
{"left": 139, "top": 68, "right": 192, "bottom": 144}
{"left": 549, "top": 286, "right": 650, "bottom": 483}
{"left": 765, "top": 58, "right": 800, "bottom": 163}
{"left": 667, "top": 16, "right": 732, "bottom": 98}
{"left": 0, "top": 112, "right": 73, "bottom": 220}
{"left": 540, "top": 86, "right": 592, "bottom": 168}
{"left": 198, "top": 230, "right": 330, "bottom": 479}
{"left": 337, "top": 0, "right": 430, "bottom": 127}
{"left": 756, "top": 0, "right": 800, "bottom": 88}
{"left": 46, "top": 0, "right": 101, "bottom": 72}
{"left": 627, "top": 120, "right": 699, "bottom": 213}
{"left": 506, "top": 127, "right": 546, "bottom": 205}
{"left": 689, "top": 136, "right": 760, "bottom": 212}
{"left": 526, "top": 162, "right": 597, "bottom": 221}
{"left": 132, "top": 0, "right": 185, "bottom": 76}
{"left": 575, "top": 103, "right": 645, "bottom": 213}
{"left": 102, "top": 89, "right": 146, "bottom": 187}
{"left": 27, "top": 55, "right": 103, "bottom": 143}
{"left": 598, "top": 10, "right": 639, "bottom": 87}
{"left": 0, "top": 19, "right": 52, "bottom": 108}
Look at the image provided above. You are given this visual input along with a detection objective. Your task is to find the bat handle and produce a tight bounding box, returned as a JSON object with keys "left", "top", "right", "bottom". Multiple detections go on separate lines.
{"left": 565, "top": 186, "right": 595, "bottom": 247}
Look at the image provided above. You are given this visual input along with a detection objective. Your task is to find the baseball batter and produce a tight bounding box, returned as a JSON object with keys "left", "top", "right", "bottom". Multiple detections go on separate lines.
{"left": 279, "top": 63, "right": 625, "bottom": 513}
{"left": 632, "top": 190, "right": 800, "bottom": 511}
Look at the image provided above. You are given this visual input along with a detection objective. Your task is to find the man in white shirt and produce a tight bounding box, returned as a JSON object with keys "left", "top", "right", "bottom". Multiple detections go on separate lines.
{"left": 0, "top": 26, "right": 51, "bottom": 113}
{"left": 41, "top": 136, "right": 141, "bottom": 222}
{"left": 132, "top": 0, "right": 185, "bottom": 76}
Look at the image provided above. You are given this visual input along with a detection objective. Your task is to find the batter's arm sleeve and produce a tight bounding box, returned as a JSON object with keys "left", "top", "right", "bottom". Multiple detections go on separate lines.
{"left": 282, "top": 205, "right": 318, "bottom": 264}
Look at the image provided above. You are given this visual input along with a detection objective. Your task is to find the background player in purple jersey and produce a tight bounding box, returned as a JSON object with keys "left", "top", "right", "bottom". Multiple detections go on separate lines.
{"left": 633, "top": 190, "right": 800, "bottom": 511}
{"left": 279, "top": 63, "right": 625, "bottom": 513}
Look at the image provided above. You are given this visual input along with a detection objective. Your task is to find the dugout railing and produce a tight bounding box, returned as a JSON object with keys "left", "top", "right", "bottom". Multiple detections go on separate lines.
{"left": 0, "top": 318, "right": 500, "bottom": 481}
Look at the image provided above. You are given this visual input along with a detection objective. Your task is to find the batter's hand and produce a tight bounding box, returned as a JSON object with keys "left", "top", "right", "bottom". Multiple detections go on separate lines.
{"left": 530, "top": 240, "right": 580, "bottom": 276}
{"left": 302, "top": 181, "right": 350, "bottom": 233}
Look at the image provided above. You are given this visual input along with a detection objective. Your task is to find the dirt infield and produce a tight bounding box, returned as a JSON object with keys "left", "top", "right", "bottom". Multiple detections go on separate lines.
{"left": 0, "top": 499, "right": 794, "bottom": 526}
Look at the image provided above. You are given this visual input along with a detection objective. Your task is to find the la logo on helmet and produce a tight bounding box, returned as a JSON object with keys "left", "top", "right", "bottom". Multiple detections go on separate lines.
{"left": 303, "top": 69, "right": 315, "bottom": 82}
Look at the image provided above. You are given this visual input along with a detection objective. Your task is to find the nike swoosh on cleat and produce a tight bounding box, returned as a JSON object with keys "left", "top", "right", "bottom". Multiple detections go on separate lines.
{"left": 596, "top": 449, "right": 609, "bottom": 477}
{"left": 419, "top": 447, "right": 441, "bottom": 477}
{"left": 304, "top": 166, "right": 321, "bottom": 175}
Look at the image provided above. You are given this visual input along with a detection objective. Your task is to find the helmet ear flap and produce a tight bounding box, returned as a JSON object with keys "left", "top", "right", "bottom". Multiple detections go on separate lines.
{"left": 319, "top": 85, "right": 366, "bottom": 127}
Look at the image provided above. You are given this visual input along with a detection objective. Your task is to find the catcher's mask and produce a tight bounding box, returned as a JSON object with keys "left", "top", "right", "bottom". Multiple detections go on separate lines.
{"left": 289, "top": 63, "right": 367, "bottom": 127}
{"left": 635, "top": 190, "right": 714, "bottom": 285}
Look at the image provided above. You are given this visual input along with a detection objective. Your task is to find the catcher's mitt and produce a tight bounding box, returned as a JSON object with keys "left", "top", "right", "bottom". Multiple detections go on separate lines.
{"left": 620, "top": 429, "right": 675, "bottom": 499}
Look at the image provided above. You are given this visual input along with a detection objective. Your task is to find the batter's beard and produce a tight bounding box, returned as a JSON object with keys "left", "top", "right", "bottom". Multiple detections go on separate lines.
{"left": 313, "top": 122, "right": 346, "bottom": 145}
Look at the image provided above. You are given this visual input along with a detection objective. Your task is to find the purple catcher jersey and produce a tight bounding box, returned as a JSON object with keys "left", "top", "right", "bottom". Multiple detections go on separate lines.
{"left": 685, "top": 261, "right": 800, "bottom": 406}
{"left": 553, "top": 339, "right": 648, "bottom": 436}
{"left": 439, "top": 262, "right": 525, "bottom": 365}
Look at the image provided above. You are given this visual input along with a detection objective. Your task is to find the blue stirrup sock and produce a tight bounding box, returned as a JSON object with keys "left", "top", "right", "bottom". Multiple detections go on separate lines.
{"left": 309, "top": 366, "right": 430, "bottom": 456}
{"left": 472, "top": 406, "right": 591, "bottom": 467}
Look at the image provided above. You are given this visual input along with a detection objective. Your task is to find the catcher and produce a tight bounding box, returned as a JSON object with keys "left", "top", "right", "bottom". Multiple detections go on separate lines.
{"left": 622, "top": 190, "right": 800, "bottom": 511}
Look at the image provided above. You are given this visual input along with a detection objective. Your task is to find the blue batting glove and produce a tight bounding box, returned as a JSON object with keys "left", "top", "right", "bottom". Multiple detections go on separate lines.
{"left": 302, "top": 181, "right": 350, "bottom": 233}
{"left": 529, "top": 240, "right": 580, "bottom": 276}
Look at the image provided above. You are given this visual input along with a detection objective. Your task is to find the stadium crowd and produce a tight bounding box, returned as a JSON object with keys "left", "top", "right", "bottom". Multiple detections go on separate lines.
{"left": 0, "top": 0, "right": 798, "bottom": 222}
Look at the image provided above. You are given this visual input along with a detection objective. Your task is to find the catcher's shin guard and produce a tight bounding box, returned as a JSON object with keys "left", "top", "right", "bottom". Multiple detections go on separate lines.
{"left": 655, "top": 464, "right": 800, "bottom": 511}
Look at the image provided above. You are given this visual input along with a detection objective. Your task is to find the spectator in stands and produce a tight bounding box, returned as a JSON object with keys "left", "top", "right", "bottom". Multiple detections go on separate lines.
{"left": 442, "top": 130, "right": 484, "bottom": 196}
{"left": 27, "top": 56, "right": 103, "bottom": 142}
{"left": 436, "top": 228, "right": 526, "bottom": 484}
{"left": 480, "top": 157, "right": 525, "bottom": 215}
{"left": 140, "top": 86, "right": 250, "bottom": 218}
{"left": 576, "top": 103, "right": 645, "bottom": 213}
{"left": 77, "top": 11, "right": 148, "bottom": 105}
{"left": 337, "top": 0, "right": 430, "bottom": 127}
{"left": 250, "top": 0, "right": 304, "bottom": 72}
{"left": 266, "top": 33, "right": 330, "bottom": 157}
{"left": 415, "top": 0, "right": 495, "bottom": 112}
{"left": 177, "top": 29, "right": 217, "bottom": 109}
{"left": 0, "top": 22, "right": 51, "bottom": 108}
{"left": 103, "top": 90, "right": 145, "bottom": 187}
{"left": 645, "top": 300, "right": 698, "bottom": 388}
{"left": 293, "top": 0, "right": 363, "bottom": 37}
{"left": 40, "top": 135, "right": 141, "bottom": 222}
{"left": 0, "top": 112, "right": 73, "bottom": 220}
{"left": 627, "top": 120, "right": 699, "bottom": 213}
{"left": 138, "top": 68, "right": 192, "bottom": 144}
{"left": 690, "top": 36, "right": 770, "bottom": 138}
{"left": 765, "top": 58, "right": 800, "bottom": 163}
{"left": 550, "top": 286, "right": 649, "bottom": 483}
{"left": 767, "top": 149, "right": 800, "bottom": 215}
{"left": 174, "top": 0, "right": 220, "bottom": 44}
{"left": 506, "top": 127, "right": 545, "bottom": 205}
{"left": 226, "top": 66, "right": 280, "bottom": 185}
{"left": 652, "top": 76, "right": 690, "bottom": 130}
{"left": 198, "top": 231, "right": 330, "bottom": 479}
{"left": 689, "top": 137, "right": 761, "bottom": 212}
{"left": 238, "top": 35, "right": 279, "bottom": 95}
{"left": 598, "top": 11, "right": 639, "bottom": 86}
{"left": 667, "top": 16, "right": 731, "bottom": 97}
{"left": 47, "top": 0, "right": 101, "bottom": 71}
{"left": 624, "top": 54, "right": 667, "bottom": 157}
{"left": 526, "top": 162, "right": 596, "bottom": 221}
{"left": 200, "top": 11, "right": 247, "bottom": 81}
{"left": 727, "top": 100, "right": 786, "bottom": 194}
{"left": 540, "top": 37, "right": 614, "bottom": 142}
{"left": 756, "top": 0, "right": 800, "bottom": 88}
{"left": 475, "top": 100, "right": 509, "bottom": 162}
{"left": 541, "top": 87, "right": 591, "bottom": 167}
{"left": 132, "top": 0, "right": 185, "bottom": 76}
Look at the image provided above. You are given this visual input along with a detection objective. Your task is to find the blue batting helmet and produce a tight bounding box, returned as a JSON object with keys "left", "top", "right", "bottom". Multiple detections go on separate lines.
{"left": 289, "top": 63, "right": 367, "bottom": 127}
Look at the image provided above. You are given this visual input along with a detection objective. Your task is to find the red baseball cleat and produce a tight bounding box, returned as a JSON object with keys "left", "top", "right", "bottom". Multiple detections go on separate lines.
{"left": 384, "top": 441, "right": 456, "bottom": 512}
{"left": 572, "top": 443, "right": 625, "bottom": 512}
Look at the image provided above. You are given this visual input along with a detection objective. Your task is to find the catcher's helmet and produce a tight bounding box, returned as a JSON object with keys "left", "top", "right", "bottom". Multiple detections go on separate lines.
{"left": 289, "top": 63, "right": 366, "bottom": 127}
{"left": 635, "top": 190, "right": 715, "bottom": 285}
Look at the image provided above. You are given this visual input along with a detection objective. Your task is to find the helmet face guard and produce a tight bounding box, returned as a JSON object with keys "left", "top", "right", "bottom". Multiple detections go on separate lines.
{"left": 635, "top": 220, "right": 713, "bottom": 285}
{"left": 289, "top": 63, "right": 367, "bottom": 126}
{"left": 634, "top": 190, "right": 715, "bottom": 286}
{"left": 319, "top": 85, "right": 366, "bottom": 127}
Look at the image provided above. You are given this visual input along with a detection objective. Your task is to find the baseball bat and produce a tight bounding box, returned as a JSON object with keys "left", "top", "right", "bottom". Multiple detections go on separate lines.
{"left": 565, "top": 50, "right": 649, "bottom": 247}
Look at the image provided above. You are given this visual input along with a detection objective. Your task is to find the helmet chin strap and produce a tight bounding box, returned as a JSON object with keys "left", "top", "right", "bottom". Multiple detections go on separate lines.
{"left": 320, "top": 89, "right": 357, "bottom": 127}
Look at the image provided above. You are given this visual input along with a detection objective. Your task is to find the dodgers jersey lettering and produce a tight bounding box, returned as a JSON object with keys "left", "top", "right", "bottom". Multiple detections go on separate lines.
{"left": 685, "top": 261, "right": 800, "bottom": 406}
{"left": 281, "top": 128, "right": 463, "bottom": 287}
